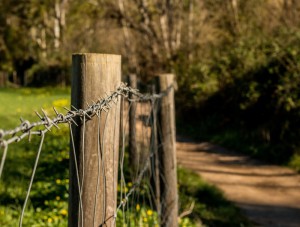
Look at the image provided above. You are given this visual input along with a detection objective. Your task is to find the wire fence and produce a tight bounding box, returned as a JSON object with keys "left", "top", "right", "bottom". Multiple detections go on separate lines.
{"left": 0, "top": 81, "right": 177, "bottom": 226}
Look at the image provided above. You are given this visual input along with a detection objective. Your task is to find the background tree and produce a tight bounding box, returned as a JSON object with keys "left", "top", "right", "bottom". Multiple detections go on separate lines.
{"left": 102, "top": 0, "right": 214, "bottom": 79}
{"left": 1, "top": 0, "right": 300, "bottom": 165}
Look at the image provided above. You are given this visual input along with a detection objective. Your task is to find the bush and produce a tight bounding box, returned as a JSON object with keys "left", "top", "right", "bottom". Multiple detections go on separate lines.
{"left": 26, "top": 63, "right": 70, "bottom": 87}
{"left": 176, "top": 29, "right": 300, "bottom": 168}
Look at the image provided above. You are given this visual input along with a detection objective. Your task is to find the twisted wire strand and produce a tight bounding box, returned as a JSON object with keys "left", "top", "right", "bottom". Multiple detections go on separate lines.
{"left": 69, "top": 123, "right": 83, "bottom": 227}
{"left": 0, "top": 83, "right": 172, "bottom": 180}
{"left": 114, "top": 100, "right": 160, "bottom": 223}
{"left": 0, "top": 82, "right": 174, "bottom": 226}
{"left": 115, "top": 151, "right": 154, "bottom": 214}
{"left": 19, "top": 131, "right": 45, "bottom": 227}
{"left": 0, "top": 83, "right": 170, "bottom": 147}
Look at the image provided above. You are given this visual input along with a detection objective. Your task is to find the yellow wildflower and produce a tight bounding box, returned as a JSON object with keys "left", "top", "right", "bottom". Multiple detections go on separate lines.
{"left": 56, "top": 179, "right": 61, "bottom": 184}
{"left": 143, "top": 217, "right": 148, "bottom": 222}
{"left": 56, "top": 196, "right": 60, "bottom": 201}
{"left": 60, "top": 209, "right": 68, "bottom": 216}
{"left": 52, "top": 99, "right": 69, "bottom": 108}
{"left": 136, "top": 204, "right": 140, "bottom": 211}
{"left": 47, "top": 218, "right": 53, "bottom": 223}
{"left": 147, "top": 209, "right": 153, "bottom": 216}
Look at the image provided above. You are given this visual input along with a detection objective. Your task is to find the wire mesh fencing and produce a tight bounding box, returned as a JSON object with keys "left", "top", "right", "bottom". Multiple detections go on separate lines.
{"left": 0, "top": 81, "right": 177, "bottom": 226}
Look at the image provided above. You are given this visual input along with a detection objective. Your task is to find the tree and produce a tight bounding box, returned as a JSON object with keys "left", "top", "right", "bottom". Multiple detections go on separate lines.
{"left": 102, "top": 0, "right": 189, "bottom": 76}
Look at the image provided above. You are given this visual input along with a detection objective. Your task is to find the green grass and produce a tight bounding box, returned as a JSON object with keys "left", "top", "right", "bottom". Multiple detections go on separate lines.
{"left": 0, "top": 87, "right": 70, "bottom": 128}
{"left": 0, "top": 87, "right": 70, "bottom": 226}
{"left": 288, "top": 154, "right": 300, "bottom": 172}
{"left": 0, "top": 88, "right": 251, "bottom": 226}
{"left": 210, "top": 130, "right": 300, "bottom": 172}
{"left": 178, "top": 167, "right": 251, "bottom": 227}
{"left": 177, "top": 115, "right": 300, "bottom": 173}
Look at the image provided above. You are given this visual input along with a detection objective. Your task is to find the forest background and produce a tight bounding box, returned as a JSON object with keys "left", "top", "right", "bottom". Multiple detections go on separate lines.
{"left": 1, "top": 0, "right": 300, "bottom": 169}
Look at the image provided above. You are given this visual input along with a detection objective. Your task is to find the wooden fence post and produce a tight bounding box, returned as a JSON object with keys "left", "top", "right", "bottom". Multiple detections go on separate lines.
{"left": 0, "top": 71, "right": 7, "bottom": 87}
{"left": 70, "top": 53, "right": 121, "bottom": 227}
{"left": 151, "top": 83, "right": 161, "bottom": 217}
{"left": 158, "top": 73, "right": 178, "bottom": 227}
{"left": 128, "top": 74, "right": 138, "bottom": 175}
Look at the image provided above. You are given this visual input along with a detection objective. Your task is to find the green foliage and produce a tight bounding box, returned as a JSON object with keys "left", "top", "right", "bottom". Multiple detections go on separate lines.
{"left": 116, "top": 207, "right": 160, "bottom": 227}
{"left": 0, "top": 87, "right": 70, "bottom": 126}
{"left": 0, "top": 88, "right": 70, "bottom": 226}
{"left": 178, "top": 167, "right": 251, "bottom": 227}
{"left": 288, "top": 154, "right": 300, "bottom": 172}
{"left": 176, "top": 15, "right": 300, "bottom": 170}
{"left": 26, "top": 62, "right": 71, "bottom": 87}
{"left": 0, "top": 88, "right": 251, "bottom": 226}
{"left": 175, "top": 58, "right": 219, "bottom": 110}
{"left": 0, "top": 127, "right": 69, "bottom": 227}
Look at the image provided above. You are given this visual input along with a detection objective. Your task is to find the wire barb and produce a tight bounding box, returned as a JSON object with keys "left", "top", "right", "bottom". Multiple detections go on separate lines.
{"left": 0, "top": 82, "right": 171, "bottom": 146}
{"left": 0, "top": 82, "right": 173, "bottom": 226}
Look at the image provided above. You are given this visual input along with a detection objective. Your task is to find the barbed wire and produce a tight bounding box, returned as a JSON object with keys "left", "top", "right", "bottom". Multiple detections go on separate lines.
{"left": 111, "top": 94, "right": 165, "bottom": 225}
{"left": 0, "top": 82, "right": 174, "bottom": 226}
{"left": 115, "top": 151, "right": 154, "bottom": 214}
{"left": 0, "top": 83, "right": 170, "bottom": 147}
{"left": 0, "top": 83, "right": 172, "bottom": 183}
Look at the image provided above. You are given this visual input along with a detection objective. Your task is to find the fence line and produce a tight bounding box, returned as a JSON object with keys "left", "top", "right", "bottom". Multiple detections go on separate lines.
{"left": 0, "top": 84, "right": 176, "bottom": 226}
{"left": 0, "top": 83, "right": 162, "bottom": 147}
{"left": 0, "top": 54, "right": 178, "bottom": 227}
{"left": 0, "top": 84, "right": 147, "bottom": 178}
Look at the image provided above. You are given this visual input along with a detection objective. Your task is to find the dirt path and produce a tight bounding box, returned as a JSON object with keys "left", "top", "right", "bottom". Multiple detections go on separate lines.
{"left": 176, "top": 138, "right": 300, "bottom": 227}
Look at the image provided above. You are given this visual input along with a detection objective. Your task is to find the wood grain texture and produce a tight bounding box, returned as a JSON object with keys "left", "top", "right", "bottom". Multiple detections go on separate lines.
{"left": 158, "top": 74, "right": 178, "bottom": 227}
{"left": 69, "top": 54, "right": 121, "bottom": 227}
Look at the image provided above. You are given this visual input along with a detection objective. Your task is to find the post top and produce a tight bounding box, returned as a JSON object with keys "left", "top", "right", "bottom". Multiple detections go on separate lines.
{"left": 72, "top": 53, "right": 121, "bottom": 63}
{"left": 72, "top": 53, "right": 121, "bottom": 56}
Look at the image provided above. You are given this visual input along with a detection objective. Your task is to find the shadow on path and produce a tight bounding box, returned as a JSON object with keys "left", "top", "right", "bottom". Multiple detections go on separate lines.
{"left": 237, "top": 203, "right": 300, "bottom": 227}
{"left": 176, "top": 137, "right": 300, "bottom": 227}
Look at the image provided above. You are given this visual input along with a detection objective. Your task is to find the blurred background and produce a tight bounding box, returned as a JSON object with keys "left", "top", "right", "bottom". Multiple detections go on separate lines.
{"left": 1, "top": 0, "right": 300, "bottom": 226}
{"left": 1, "top": 0, "right": 300, "bottom": 167}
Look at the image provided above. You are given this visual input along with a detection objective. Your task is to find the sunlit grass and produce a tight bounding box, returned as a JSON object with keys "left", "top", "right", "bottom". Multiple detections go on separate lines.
{"left": 0, "top": 126, "right": 70, "bottom": 227}
{"left": 0, "top": 87, "right": 70, "bottom": 128}
{"left": 0, "top": 88, "right": 250, "bottom": 226}
{"left": 288, "top": 154, "right": 300, "bottom": 172}
{"left": 178, "top": 167, "right": 251, "bottom": 227}
{"left": 0, "top": 88, "right": 70, "bottom": 226}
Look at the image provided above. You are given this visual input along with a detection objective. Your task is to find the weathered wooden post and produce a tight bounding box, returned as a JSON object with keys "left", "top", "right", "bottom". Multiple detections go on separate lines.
{"left": 151, "top": 84, "right": 161, "bottom": 218}
{"left": 0, "top": 72, "right": 3, "bottom": 87}
{"left": 158, "top": 73, "right": 178, "bottom": 227}
{"left": 70, "top": 53, "right": 121, "bottom": 227}
{"left": 128, "top": 74, "right": 138, "bottom": 175}
{"left": 0, "top": 72, "right": 6, "bottom": 87}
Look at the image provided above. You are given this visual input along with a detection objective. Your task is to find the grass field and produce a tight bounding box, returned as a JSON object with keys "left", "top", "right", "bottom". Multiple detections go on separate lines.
{"left": 0, "top": 88, "right": 250, "bottom": 226}
{"left": 0, "top": 87, "right": 70, "bottom": 226}
{"left": 0, "top": 87, "right": 70, "bottom": 127}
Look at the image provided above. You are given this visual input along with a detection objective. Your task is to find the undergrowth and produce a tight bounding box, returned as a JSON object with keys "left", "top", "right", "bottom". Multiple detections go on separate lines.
{"left": 0, "top": 88, "right": 251, "bottom": 226}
